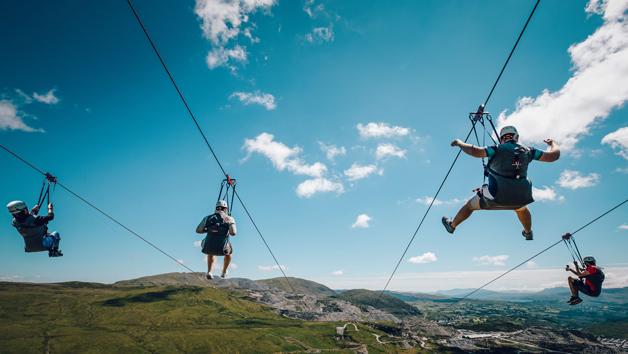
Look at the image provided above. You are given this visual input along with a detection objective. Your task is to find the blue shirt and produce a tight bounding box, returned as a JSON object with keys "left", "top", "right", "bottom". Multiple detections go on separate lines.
{"left": 485, "top": 144, "right": 543, "bottom": 161}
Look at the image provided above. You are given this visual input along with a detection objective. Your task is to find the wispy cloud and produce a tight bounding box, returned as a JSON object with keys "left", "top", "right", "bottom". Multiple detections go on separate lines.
{"left": 344, "top": 163, "right": 382, "bottom": 181}
{"left": 259, "top": 264, "right": 289, "bottom": 271}
{"left": 496, "top": 1, "right": 628, "bottom": 151}
{"left": 408, "top": 252, "right": 437, "bottom": 264}
{"left": 194, "top": 0, "right": 276, "bottom": 71}
{"left": 532, "top": 186, "right": 564, "bottom": 202}
{"left": 556, "top": 170, "right": 600, "bottom": 189}
{"left": 0, "top": 100, "right": 43, "bottom": 132}
{"left": 33, "top": 88, "right": 60, "bottom": 104}
{"left": 526, "top": 261, "right": 538, "bottom": 268}
{"left": 357, "top": 122, "right": 410, "bottom": 139}
{"left": 332, "top": 270, "right": 344, "bottom": 275}
{"left": 296, "top": 178, "right": 344, "bottom": 198}
{"left": 473, "top": 255, "right": 509, "bottom": 266}
{"left": 306, "top": 25, "right": 334, "bottom": 43}
{"left": 177, "top": 260, "right": 185, "bottom": 265}
{"left": 415, "top": 197, "right": 463, "bottom": 206}
{"left": 319, "top": 141, "right": 346, "bottom": 162}
{"left": 242, "top": 133, "right": 327, "bottom": 177}
{"left": 619, "top": 223, "right": 628, "bottom": 230}
{"left": 229, "top": 91, "right": 276, "bottom": 110}
{"left": 602, "top": 127, "right": 628, "bottom": 160}
{"left": 375, "top": 143, "right": 406, "bottom": 160}
{"left": 351, "top": 214, "right": 372, "bottom": 228}
{"left": 194, "top": 240, "right": 202, "bottom": 247}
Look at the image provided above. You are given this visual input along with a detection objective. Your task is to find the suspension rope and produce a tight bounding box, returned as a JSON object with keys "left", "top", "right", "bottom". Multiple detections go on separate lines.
{"left": 367, "top": 0, "right": 542, "bottom": 316}
{"left": 366, "top": 124, "right": 477, "bottom": 318}
{"left": 126, "top": 0, "right": 295, "bottom": 293}
{"left": 428, "top": 197, "right": 628, "bottom": 317}
{"left": 484, "top": 0, "right": 541, "bottom": 107}
{"left": 1, "top": 144, "right": 201, "bottom": 275}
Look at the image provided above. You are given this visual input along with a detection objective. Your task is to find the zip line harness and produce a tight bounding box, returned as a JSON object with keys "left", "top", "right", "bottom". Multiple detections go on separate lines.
{"left": 469, "top": 104, "right": 500, "bottom": 185}
{"left": 216, "top": 174, "right": 236, "bottom": 216}
{"left": 562, "top": 232, "right": 585, "bottom": 269}
{"left": 35, "top": 172, "right": 57, "bottom": 214}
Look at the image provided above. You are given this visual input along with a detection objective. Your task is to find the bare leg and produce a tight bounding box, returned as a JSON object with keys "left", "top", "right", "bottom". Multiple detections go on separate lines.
{"left": 514, "top": 207, "right": 532, "bottom": 233}
{"left": 568, "top": 277, "right": 578, "bottom": 297}
{"left": 451, "top": 199, "right": 475, "bottom": 228}
{"left": 208, "top": 255, "right": 216, "bottom": 274}
{"left": 223, "top": 254, "right": 232, "bottom": 272}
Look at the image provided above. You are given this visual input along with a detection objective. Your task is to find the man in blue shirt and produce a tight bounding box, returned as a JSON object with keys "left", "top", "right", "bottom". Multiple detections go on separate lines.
{"left": 442, "top": 126, "right": 560, "bottom": 240}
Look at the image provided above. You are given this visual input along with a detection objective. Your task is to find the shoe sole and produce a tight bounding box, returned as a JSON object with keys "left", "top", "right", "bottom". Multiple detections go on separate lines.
{"left": 442, "top": 217, "right": 455, "bottom": 234}
{"left": 569, "top": 299, "right": 583, "bottom": 305}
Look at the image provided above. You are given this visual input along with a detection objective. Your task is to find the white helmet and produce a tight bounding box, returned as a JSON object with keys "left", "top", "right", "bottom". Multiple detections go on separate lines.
{"left": 7, "top": 201, "right": 27, "bottom": 215}
{"left": 216, "top": 200, "right": 228, "bottom": 209}
{"left": 583, "top": 255, "right": 596, "bottom": 264}
{"left": 499, "top": 126, "right": 519, "bottom": 141}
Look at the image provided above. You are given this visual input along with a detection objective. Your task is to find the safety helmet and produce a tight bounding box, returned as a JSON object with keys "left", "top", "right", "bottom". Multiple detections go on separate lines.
{"left": 583, "top": 255, "right": 596, "bottom": 264}
{"left": 7, "top": 201, "right": 27, "bottom": 215}
{"left": 216, "top": 200, "right": 228, "bottom": 209}
{"left": 499, "top": 126, "right": 519, "bottom": 141}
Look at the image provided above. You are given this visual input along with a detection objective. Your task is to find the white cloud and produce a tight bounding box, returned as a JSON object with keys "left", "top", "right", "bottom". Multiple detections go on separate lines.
{"left": 351, "top": 214, "right": 372, "bottom": 228}
{"left": 0, "top": 275, "right": 25, "bottom": 281}
{"left": 242, "top": 133, "right": 327, "bottom": 177}
{"left": 0, "top": 100, "right": 43, "bottom": 132}
{"left": 194, "top": 240, "right": 202, "bottom": 247}
{"left": 532, "top": 186, "right": 562, "bottom": 202}
{"left": 526, "top": 261, "right": 538, "bottom": 268}
{"left": 332, "top": 270, "right": 344, "bottom": 275}
{"left": 472, "top": 255, "right": 509, "bottom": 266}
{"left": 344, "top": 163, "right": 380, "bottom": 181}
{"left": 195, "top": 0, "right": 275, "bottom": 70}
{"left": 556, "top": 170, "right": 600, "bottom": 189}
{"left": 229, "top": 91, "right": 276, "bottom": 110}
{"left": 177, "top": 260, "right": 185, "bottom": 265}
{"left": 357, "top": 122, "right": 410, "bottom": 139}
{"left": 496, "top": 1, "right": 628, "bottom": 151}
{"left": 619, "top": 223, "right": 628, "bottom": 230}
{"left": 408, "top": 252, "right": 438, "bottom": 264}
{"left": 375, "top": 143, "right": 406, "bottom": 160}
{"left": 306, "top": 25, "right": 334, "bottom": 43}
{"left": 258, "top": 264, "right": 289, "bottom": 271}
{"left": 614, "top": 167, "right": 628, "bottom": 174}
{"left": 205, "top": 45, "right": 248, "bottom": 70}
{"left": 296, "top": 178, "right": 344, "bottom": 198}
{"left": 318, "top": 142, "right": 346, "bottom": 162}
{"left": 32, "top": 88, "right": 59, "bottom": 104}
{"left": 415, "top": 197, "right": 463, "bottom": 206}
{"left": 602, "top": 127, "right": 628, "bottom": 160}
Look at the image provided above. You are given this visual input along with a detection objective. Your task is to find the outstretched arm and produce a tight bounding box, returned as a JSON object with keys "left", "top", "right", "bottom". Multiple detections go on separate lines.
{"left": 538, "top": 139, "right": 560, "bottom": 162}
{"left": 196, "top": 217, "right": 207, "bottom": 234}
{"left": 451, "top": 139, "right": 487, "bottom": 158}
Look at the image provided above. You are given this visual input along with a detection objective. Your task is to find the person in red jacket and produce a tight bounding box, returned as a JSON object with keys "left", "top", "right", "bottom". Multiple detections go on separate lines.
{"left": 566, "top": 255, "right": 604, "bottom": 305}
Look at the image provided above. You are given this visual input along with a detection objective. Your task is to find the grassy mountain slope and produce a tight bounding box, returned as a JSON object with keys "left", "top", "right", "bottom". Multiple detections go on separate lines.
{"left": 257, "top": 277, "right": 337, "bottom": 298}
{"left": 0, "top": 282, "right": 352, "bottom": 354}
{"left": 115, "top": 272, "right": 212, "bottom": 287}
{"left": 333, "top": 289, "right": 422, "bottom": 318}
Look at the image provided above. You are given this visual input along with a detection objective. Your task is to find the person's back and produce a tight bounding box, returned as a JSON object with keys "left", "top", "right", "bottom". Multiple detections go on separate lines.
{"left": 583, "top": 265, "right": 605, "bottom": 297}
{"left": 196, "top": 200, "right": 237, "bottom": 279}
{"left": 7, "top": 201, "right": 62, "bottom": 257}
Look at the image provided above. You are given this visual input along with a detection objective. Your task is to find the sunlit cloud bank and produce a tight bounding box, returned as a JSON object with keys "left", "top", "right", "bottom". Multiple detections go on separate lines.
{"left": 408, "top": 252, "right": 437, "bottom": 264}
{"left": 357, "top": 122, "right": 410, "bottom": 139}
{"left": 313, "top": 267, "right": 628, "bottom": 292}
{"left": 556, "top": 170, "right": 600, "bottom": 189}
{"left": 497, "top": 0, "right": 628, "bottom": 151}
{"left": 532, "top": 186, "right": 564, "bottom": 202}
{"left": 0, "top": 88, "right": 59, "bottom": 132}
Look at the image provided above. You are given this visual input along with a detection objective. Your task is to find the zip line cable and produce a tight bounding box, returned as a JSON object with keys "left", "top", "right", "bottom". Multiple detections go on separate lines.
{"left": 484, "top": 0, "right": 540, "bottom": 107}
{"left": 430, "top": 196, "right": 628, "bottom": 317}
{"left": 368, "top": 1, "right": 541, "bottom": 316}
{"left": 0, "top": 144, "right": 200, "bottom": 275}
{"left": 126, "top": 0, "right": 295, "bottom": 292}
{"left": 366, "top": 124, "right": 477, "bottom": 319}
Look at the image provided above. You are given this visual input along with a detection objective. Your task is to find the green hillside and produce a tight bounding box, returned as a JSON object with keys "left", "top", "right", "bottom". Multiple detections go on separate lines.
{"left": 0, "top": 281, "right": 369, "bottom": 354}
{"left": 333, "top": 289, "right": 422, "bottom": 318}
{"left": 115, "top": 272, "right": 213, "bottom": 287}
{"left": 257, "top": 277, "right": 337, "bottom": 298}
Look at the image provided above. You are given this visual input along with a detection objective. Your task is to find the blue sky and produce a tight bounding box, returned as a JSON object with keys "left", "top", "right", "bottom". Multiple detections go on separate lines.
{"left": 1, "top": 0, "right": 627, "bottom": 292}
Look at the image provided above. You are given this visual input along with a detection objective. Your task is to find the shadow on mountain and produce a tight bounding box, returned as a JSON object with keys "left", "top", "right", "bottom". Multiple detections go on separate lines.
{"left": 101, "top": 288, "right": 202, "bottom": 307}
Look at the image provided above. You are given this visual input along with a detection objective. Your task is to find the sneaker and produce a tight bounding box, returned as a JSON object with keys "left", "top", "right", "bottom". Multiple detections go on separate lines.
{"left": 567, "top": 296, "right": 579, "bottom": 303}
{"left": 442, "top": 216, "right": 455, "bottom": 234}
{"left": 221, "top": 270, "right": 228, "bottom": 279}
{"left": 206, "top": 273, "right": 214, "bottom": 280}
{"left": 49, "top": 249, "right": 54, "bottom": 258}
{"left": 50, "top": 249, "right": 63, "bottom": 257}
{"left": 569, "top": 297, "right": 582, "bottom": 306}
{"left": 522, "top": 230, "right": 533, "bottom": 241}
